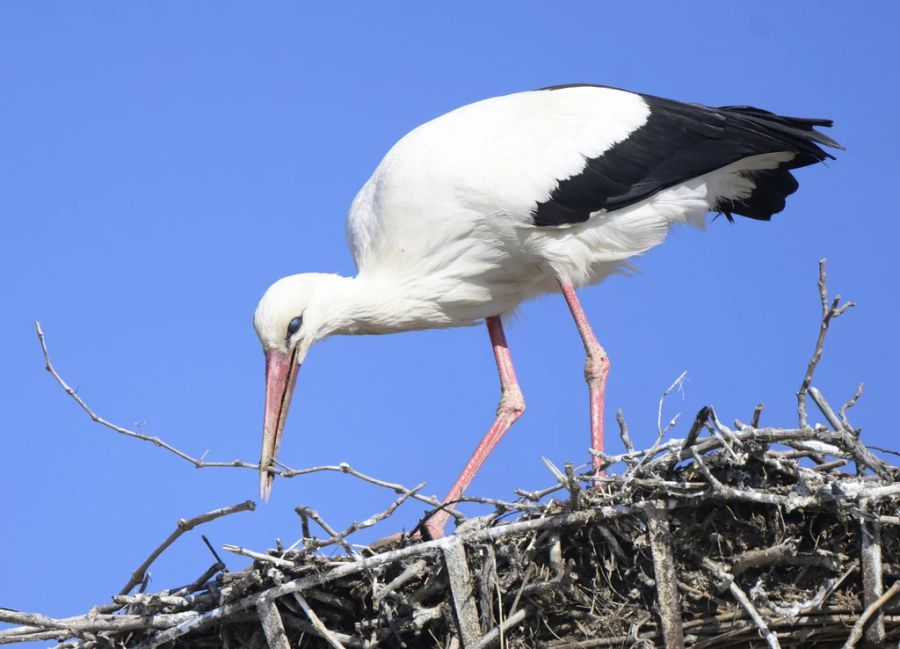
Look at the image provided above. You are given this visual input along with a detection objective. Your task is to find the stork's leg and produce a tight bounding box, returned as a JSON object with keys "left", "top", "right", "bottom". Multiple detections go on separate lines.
{"left": 559, "top": 280, "right": 609, "bottom": 471}
{"left": 426, "top": 316, "right": 525, "bottom": 538}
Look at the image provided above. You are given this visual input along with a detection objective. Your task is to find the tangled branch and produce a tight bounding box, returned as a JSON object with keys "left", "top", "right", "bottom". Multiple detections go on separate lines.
{"left": 6, "top": 260, "right": 897, "bottom": 649}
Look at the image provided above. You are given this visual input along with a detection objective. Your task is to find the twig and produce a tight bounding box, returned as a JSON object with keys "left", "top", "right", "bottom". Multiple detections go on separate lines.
{"left": 373, "top": 560, "right": 427, "bottom": 604}
{"left": 0, "top": 630, "right": 74, "bottom": 644}
{"left": 541, "top": 456, "right": 567, "bottom": 485}
{"left": 35, "top": 321, "right": 255, "bottom": 471}
{"left": 295, "top": 507, "right": 356, "bottom": 556}
{"left": 112, "top": 593, "right": 190, "bottom": 608}
{"left": 706, "top": 407, "right": 742, "bottom": 459}
{"left": 868, "top": 445, "right": 900, "bottom": 458}
{"left": 172, "top": 562, "right": 223, "bottom": 597}
{"left": 119, "top": 501, "right": 255, "bottom": 595}
{"left": 282, "top": 463, "right": 451, "bottom": 515}
{"left": 616, "top": 408, "right": 634, "bottom": 455}
{"left": 514, "top": 483, "right": 564, "bottom": 503}
{"left": 454, "top": 494, "right": 543, "bottom": 512}
{"left": 618, "top": 374, "right": 687, "bottom": 488}
{"left": 468, "top": 607, "right": 531, "bottom": 649}
{"left": 683, "top": 406, "right": 711, "bottom": 454}
{"left": 201, "top": 534, "right": 225, "bottom": 567}
{"left": 751, "top": 403, "right": 764, "bottom": 429}
{"left": 222, "top": 546, "right": 297, "bottom": 570}
{"left": 34, "top": 322, "right": 452, "bottom": 514}
{"left": 564, "top": 463, "right": 581, "bottom": 510}
{"left": 287, "top": 483, "right": 424, "bottom": 555}
{"left": 0, "top": 609, "right": 197, "bottom": 636}
{"left": 840, "top": 383, "right": 864, "bottom": 430}
{"left": 808, "top": 387, "right": 845, "bottom": 432}
{"left": 841, "top": 581, "right": 900, "bottom": 649}
{"left": 701, "top": 558, "right": 781, "bottom": 649}
{"left": 657, "top": 371, "right": 687, "bottom": 438}
{"left": 797, "top": 260, "right": 855, "bottom": 429}
{"left": 292, "top": 592, "right": 348, "bottom": 649}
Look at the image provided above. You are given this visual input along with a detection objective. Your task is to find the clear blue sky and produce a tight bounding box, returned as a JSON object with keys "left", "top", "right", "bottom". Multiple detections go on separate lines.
{"left": 2, "top": 1, "right": 898, "bottom": 632}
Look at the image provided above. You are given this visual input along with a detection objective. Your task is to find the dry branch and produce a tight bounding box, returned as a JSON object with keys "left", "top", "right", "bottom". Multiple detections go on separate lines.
{"left": 842, "top": 581, "right": 900, "bottom": 649}
{"left": 796, "top": 259, "right": 854, "bottom": 429}
{"left": 33, "top": 320, "right": 457, "bottom": 519}
{"left": 119, "top": 501, "right": 255, "bottom": 595}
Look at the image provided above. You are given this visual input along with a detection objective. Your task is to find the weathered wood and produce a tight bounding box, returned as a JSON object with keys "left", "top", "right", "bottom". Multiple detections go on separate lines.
{"left": 441, "top": 537, "right": 481, "bottom": 647}
{"left": 291, "top": 592, "right": 348, "bottom": 649}
{"left": 255, "top": 599, "right": 291, "bottom": 649}
{"left": 701, "top": 557, "right": 781, "bottom": 649}
{"left": 843, "top": 582, "right": 900, "bottom": 649}
{"left": 859, "top": 500, "right": 884, "bottom": 648}
{"left": 477, "top": 545, "right": 497, "bottom": 632}
{"left": 468, "top": 607, "right": 530, "bottom": 649}
{"left": 645, "top": 500, "right": 685, "bottom": 649}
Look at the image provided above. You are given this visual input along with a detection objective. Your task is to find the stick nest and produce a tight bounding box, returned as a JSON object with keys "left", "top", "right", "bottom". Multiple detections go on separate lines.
{"left": 5, "top": 421, "right": 899, "bottom": 649}
{"left": 3, "top": 261, "right": 899, "bottom": 649}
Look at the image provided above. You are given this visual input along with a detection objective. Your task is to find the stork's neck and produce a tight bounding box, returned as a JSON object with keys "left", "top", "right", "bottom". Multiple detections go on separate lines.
{"left": 315, "top": 272, "right": 458, "bottom": 336}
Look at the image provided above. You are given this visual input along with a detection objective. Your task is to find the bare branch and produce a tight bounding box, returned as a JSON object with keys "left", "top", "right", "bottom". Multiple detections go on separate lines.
{"left": 841, "top": 581, "right": 900, "bottom": 649}
{"left": 797, "top": 260, "right": 855, "bottom": 428}
{"left": 35, "top": 321, "right": 246, "bottom": 470}
{"left": 295, "top": 507, "right": 356, "bottom": 556}
{"left": 701, "top": 558, "right": 781, "bottom": 649}
{"left": 616, "top": 408, "right": 634, "bottom": 455}
{"left": 285, "top": 483, "right": 425, "bottom": 556}
{"left": 119, "top": 501, "right": 255, "bottom": 596}
{"left": 468, "top": 607, "right": 531, "bottom": 649}
{"left": 221, "top": 546, "right": 297, "bottom": 570}
{"left": 0, "top": 609, "right": 197, "bottom": 636}
{"left": 657, "top": 371, "right": 687, "bottom": 437}
{"left": 840, "top": 383, "right": 864, "bottom": 430}
{"left": 751, "top": 402, "right": 764, "bottom": 428}
{"left": 292, "top": 593, "right": 348, "bottom": 649}
{"left": 808, "top": 386, "right": 845, "bottom": 431}
{"left": 34, "top": 322, "right": 451, "bottom": 514}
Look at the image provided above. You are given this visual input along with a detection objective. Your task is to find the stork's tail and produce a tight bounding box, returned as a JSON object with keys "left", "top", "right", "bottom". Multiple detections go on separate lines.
{"left": 715, "top": 106, "right": 843, "bottom": 221}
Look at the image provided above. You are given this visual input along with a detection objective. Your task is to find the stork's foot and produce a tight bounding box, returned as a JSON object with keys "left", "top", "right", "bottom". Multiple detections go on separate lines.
{"left": 427, "top": 384, "right": 525, "bottom": 538}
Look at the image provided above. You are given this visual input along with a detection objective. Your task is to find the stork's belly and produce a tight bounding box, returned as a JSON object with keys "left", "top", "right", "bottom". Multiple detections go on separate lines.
{"left": 356, "top": 168, "right": 721, "bottom": 330}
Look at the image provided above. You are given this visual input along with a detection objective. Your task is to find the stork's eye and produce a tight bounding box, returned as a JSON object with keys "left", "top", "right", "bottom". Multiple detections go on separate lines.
{"left": 287, "top": 316, "right": 303, "bottom": 336}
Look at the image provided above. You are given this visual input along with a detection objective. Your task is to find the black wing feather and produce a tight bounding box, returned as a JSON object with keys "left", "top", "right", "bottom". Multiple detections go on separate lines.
{"left": 532, "top": 87, "right": 841, "bottom": 226}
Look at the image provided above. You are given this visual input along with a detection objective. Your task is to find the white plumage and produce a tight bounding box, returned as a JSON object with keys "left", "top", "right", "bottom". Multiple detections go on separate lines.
{"left": 253, "top": 84, "right": 839, "bottom": 536}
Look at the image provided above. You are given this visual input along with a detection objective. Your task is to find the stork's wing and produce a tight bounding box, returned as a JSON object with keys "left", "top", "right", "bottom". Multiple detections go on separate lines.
{"left": 532, "top": 85, "right": 841, "bottom": 226}
{"left": 346, "top": 85, "right": 841, "bottom": 271}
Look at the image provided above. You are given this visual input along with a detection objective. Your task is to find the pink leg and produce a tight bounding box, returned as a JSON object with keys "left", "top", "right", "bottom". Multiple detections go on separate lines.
{"left": 559, "top": 280, "right": 609, "bottom": 471}
{"left": 426, "top": 316, "right": 525, "bottom": 538}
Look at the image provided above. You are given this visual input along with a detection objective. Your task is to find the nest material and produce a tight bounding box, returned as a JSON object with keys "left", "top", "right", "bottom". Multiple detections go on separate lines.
{"left": 4, "top": 420, "right": 899, "bottom": 649}
{"left": 4, "top": 262, "right": 899, "bottom": 649}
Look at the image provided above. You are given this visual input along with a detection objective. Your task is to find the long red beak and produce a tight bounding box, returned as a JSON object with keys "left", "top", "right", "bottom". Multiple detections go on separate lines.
{"left": 260, "top": 347, "right": 300, "bottom": 500}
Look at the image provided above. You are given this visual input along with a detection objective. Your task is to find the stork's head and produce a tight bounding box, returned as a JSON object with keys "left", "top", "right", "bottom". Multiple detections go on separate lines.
{"left": 253, "top": 273, "right": 342, "bottom": 500}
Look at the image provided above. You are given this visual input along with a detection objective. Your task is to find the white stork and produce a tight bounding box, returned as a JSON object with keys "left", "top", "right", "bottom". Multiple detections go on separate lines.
{"left": 253, "top": 84, "right": 839, "bottom": 537}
